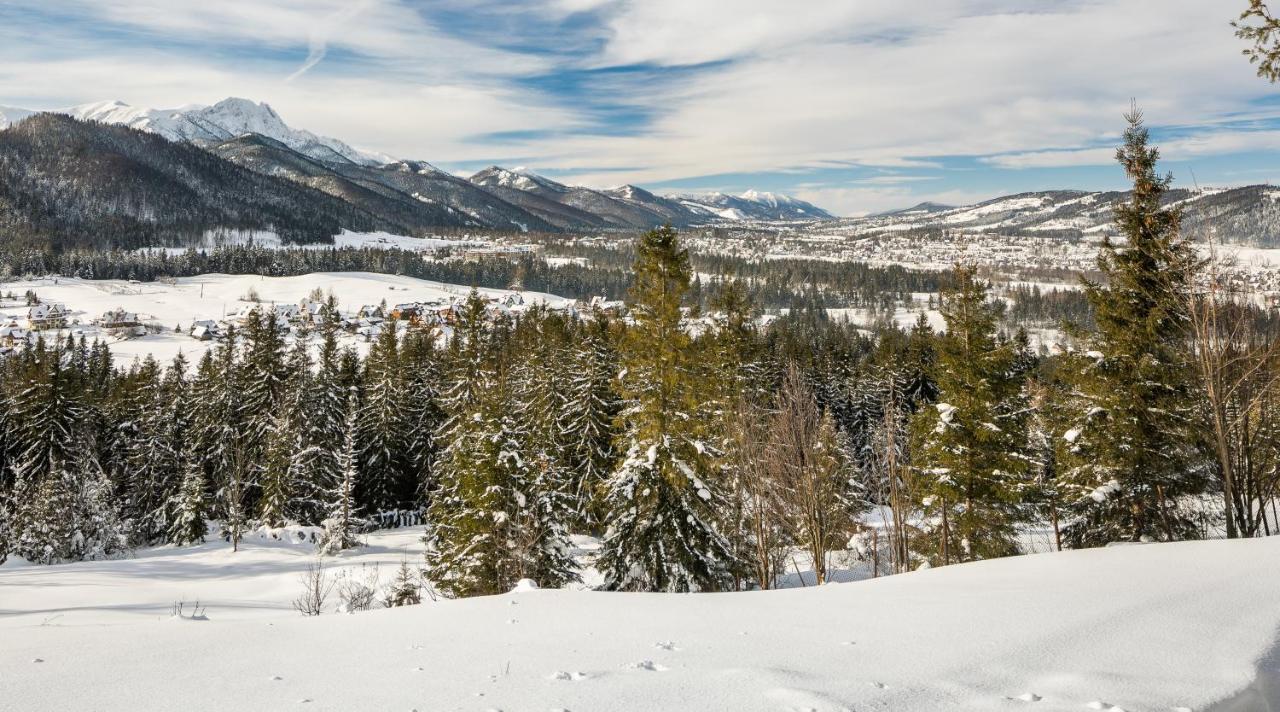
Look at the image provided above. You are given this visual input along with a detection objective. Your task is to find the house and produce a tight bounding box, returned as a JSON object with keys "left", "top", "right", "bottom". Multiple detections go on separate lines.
{"left": 0, "top": 320, "right": 29, "bottom": 347}
{"left": 390, "top": 302, "right": 422, "bottom": 321}
{"left": 189, "top": 319, "right": 221, "bottom": 341}
{"left": 358, "top": 304, "right": 385, "bottom": 319}
{"left": 272, "top": 303, "right": 300, "bottom": 323}
{"left": 27, "top": 303, "right": 67, "bottom": 330}
{"left": 98, "top": 308, "right": 141, "bottom": 330}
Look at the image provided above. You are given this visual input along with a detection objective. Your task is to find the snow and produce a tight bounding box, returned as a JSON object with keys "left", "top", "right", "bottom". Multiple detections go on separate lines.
{"left": 58, "top": 97, "right": 392, "bottom": 166}
{"left": 2, "top": 532, "right": 1278, "bottom": 711}
{"left": 0, "top": 272, "right": 571, "bottom": 366}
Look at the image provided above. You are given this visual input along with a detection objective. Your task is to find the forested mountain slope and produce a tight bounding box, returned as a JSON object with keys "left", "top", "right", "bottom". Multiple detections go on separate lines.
{"left": 0, "top": 114, "right": 392, "bottom": 250}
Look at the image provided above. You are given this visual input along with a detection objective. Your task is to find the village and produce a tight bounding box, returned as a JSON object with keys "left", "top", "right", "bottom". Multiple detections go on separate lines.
{"left": 0, "top": 272, "right": 598, "bottom": 364}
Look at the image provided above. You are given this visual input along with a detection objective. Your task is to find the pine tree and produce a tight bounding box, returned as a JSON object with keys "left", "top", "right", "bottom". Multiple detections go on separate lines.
{"left": 123, "top": 356, "right": 184, "bottom": 544}
{"left": 911, "top": 267, "right": 1029, "bottom": 565}
{"left": 168, "top": 458, "right": 209, "bottom": 546}
{"left": 238, "top": 309, "right": 288, "bottom": 514}
{"left": 425, "top": 294, "right": 577, "bottom": 596}
{"left": 596, "top": 226, "right": 738, "bottom": 592}
{"left": 357, "top": 317, "right": 407, "bottom": 515}
{"left": 318, "top": 393, "right": 363, "bottom": 555}
{"left": 558, "top": 309, "right": 620, "bottom": 528}
{"left": 400, "top": 323, "right": 444, "bottom": 511}
{"left": 293, "top": 297, "right": 349, "bottom": 525}
{"left": 259, "top": 340, "right": 312, "bottom": 527}
{"left": 1057, "top": 109, "right": 1209, "bottom": 546}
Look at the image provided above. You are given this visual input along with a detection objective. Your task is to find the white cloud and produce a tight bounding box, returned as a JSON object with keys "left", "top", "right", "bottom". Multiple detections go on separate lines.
{"left": 2, "top": 0, "right": 1278, "bottom": 199}
{"left": 984, "top": 130, "right": 1280, "bottom": 169}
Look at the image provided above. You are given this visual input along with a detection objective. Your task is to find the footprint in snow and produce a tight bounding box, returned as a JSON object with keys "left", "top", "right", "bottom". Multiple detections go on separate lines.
{"left": 631, "top": 660, "right": 669, "bottom": 672}
{"left": 869, "top": 681, "right": 889, "bottom": 690}
{"left": 270, "top": 676, "right": 283, "bottom": 681}
{"left": 297, "top": 699, "right": 312, "bottom": 705}
{"left": 654, "top": 641, "right": 680, "bottom": 651}
{"left": 548, "top": 671, "right": 589, "bottom": 682}
{"left": 1086, "top": 704, "right": 1126, "bottom": 712}
{"left": 839, "top": 641, "right": 856, "bottom": 647}
{"left": 1004, "top": 693, "right": 1042, "bottom": 703}
{"left": 32, "top": 658, "right": 44, "bottom": 663}
{"left": 507, "top": 618, "right": 519, "bottom": 624}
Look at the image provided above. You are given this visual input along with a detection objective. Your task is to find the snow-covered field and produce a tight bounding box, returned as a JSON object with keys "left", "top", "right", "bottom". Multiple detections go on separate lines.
{"left": 2, "top": 532, "right": 1277, "bottom": 711}
{"left": 1, "top": 272, "right": 571, "bottom": 366}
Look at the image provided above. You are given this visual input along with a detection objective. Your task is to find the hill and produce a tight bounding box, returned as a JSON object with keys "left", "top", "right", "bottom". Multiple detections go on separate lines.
{"left": 1, "top": 533, "right": 1275, "bottom": 711}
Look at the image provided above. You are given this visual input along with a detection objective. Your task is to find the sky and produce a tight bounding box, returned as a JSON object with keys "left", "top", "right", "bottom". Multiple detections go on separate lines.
{"left": 1, "top": 0, "right": 1279, "bottom": 216}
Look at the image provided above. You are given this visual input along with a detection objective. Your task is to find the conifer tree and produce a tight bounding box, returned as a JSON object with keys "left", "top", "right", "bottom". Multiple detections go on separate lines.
{"left": 259, "top": 340, "right": 312, "bottom": 527}
{"left": 596, "top": 226, "right": 737, "bottom": 592}
{"left": 357, "top": 317, "right": 408, "bottom": 515}
{"left": 238, "top": 309, "right": 288, "bottom": 512}
{"left": 168, "top": 458, "right": 209, "bottom": 546}
{"left": 294, "top": 297, "right": 349, "bottom": 525}
{"left": 400, "top": 323, "right": 444, "bottom": 510}
{"left": 319, "top": 392, "right": 363, "bottom": 555}
{"left": 911, "top": 267, "right": 1029, "bottom": 565}
{"left": 425, "top": 293, "right": 577, "bottom": 596}
{"left": 1057, "top": 110, "right": 1208, "bottom": 546}
{"left": 558, "top": 309, "right": 620, "bottom": 528}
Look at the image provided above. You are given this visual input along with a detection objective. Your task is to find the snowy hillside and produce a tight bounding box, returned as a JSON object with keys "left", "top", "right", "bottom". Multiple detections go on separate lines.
{"left": 0, "top": 104, "right": 37, "bottom": 129}
{"left": 826, "top": 186, "right": 1280, "bottom": 245}
{"left": 2, "top": 271, "right": 569, "bottom": 366}
{"left": 674, "top": 190, "right": 836, "bottom": 221}
{"left": 2, "top": 534, "right": 1277, "bottom": 711}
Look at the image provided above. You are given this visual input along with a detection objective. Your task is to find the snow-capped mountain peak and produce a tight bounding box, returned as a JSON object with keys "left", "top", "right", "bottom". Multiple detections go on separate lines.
{"left": 740, "top": 189, "right": 799, "bottom": 208}
{"left": 470, "top": 165, "right": 568, "bottom": 194}
{"left": 29, "top": 97, "right": 391, "bottom": 166}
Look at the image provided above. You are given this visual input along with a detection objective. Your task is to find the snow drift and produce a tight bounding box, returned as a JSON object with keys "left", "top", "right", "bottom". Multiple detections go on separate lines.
{"left": 2, "top": 532, "right": 1279, "bottom": 711}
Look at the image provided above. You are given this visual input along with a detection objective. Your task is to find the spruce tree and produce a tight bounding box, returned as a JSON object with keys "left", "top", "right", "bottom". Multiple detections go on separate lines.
{"left": 1058, "top": 109, "right": 1208, "bottom": 546}
{"left": 596, "top": 226, "right": 737, "bottom": 592}
{"left": 168, "top": 458, "right": 209, "bottom": 546}
{"left": 911, "top": 267, "right": 1029, "bottom": 565}
{"left": 425, "top": 293, "right": 577, "bottom": 596}
{"left": 319, "top": 392, "right": 363, "bottom": 555}
{"left": 357, "top": 317, "right": 408, "bottom": 516}
{"left": 558, "top": 309, "right": 620, "bottom": 528}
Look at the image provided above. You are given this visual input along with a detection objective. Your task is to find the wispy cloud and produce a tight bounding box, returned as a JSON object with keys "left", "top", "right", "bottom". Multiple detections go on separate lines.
{"left": 2, "top": 0, "right": 1279, "bottom": 215}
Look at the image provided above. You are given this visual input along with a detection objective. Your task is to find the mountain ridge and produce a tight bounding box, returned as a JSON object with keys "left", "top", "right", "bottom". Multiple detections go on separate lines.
{"left": 0, "top": 97, "right": 834, "bottom": 223}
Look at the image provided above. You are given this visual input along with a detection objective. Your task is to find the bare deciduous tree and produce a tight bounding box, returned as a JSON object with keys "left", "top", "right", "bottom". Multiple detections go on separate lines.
{"left": 767, "top": 366, "right": 852, "bottom": 585}
{"left": 1189, "top": 243, "right": 1280, "bottom": 538}
{"left": 293, "top": 560, "right": 335, "bottom": 616}
{"left": 725, "top": 397, "right": 787, "bottom": 590}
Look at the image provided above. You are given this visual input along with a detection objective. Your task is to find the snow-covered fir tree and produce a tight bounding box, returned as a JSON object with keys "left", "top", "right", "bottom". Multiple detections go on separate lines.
{"left": 356, "top": 317, "right": 408, "bottom": 515}
{"left": 557, "top": 309, "right": 620, "bottom": 528}
{"left": 168, "top": 458, "right": 209, "bottom": 546}
{"left": 318, "top": 392, "right": 363, "bottom": 555}
{"left": 596, "top": 226, "right": 738, "bottom": 592}
{"left": 425, "top": 292, "right": 577, "bottom": 597}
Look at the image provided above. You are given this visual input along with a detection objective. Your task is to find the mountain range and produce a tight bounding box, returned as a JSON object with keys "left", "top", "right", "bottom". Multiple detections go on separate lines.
{"left": 0, "top": 97, "right": 833, "bottom": 242}
{"left": 4, "top": 96, "right": 1277, "bottom": 248}
{"left": 833, "top": 187, "right": 1280, "bottom": 245}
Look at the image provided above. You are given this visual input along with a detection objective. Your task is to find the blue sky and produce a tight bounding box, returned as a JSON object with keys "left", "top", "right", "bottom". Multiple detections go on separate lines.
{"left": 2, "top": 0, "right": 1279, "bottom": 215}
